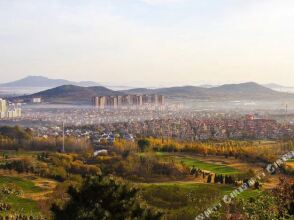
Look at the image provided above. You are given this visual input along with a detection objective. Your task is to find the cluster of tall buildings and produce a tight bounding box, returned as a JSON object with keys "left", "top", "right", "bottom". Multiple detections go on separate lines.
{"left": 0, "top": 99, "right": 22, "bottom": 119}
{"left": 92, "top": 94, "right": 165, "bottom": 109}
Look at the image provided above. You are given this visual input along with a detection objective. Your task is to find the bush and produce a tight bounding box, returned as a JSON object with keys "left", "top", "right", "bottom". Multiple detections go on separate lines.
{"left": 137, "top": 139, "right": 150, "bottom": 152}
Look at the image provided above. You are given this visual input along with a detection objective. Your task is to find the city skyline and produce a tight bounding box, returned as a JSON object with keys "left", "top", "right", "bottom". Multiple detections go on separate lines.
{"left": 1, "top": 0, "right": 294, "bottom": 86}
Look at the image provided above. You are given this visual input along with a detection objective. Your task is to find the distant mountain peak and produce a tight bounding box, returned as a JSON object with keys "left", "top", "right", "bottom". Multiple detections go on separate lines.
{"left": 26, "top": 75, "right": 48, "bottom": 78}
{"left": 219, "top": 82, "right": 260, "bottom": 87}
{"left": 0, "top": 75, "right": 101, "bottom": 88}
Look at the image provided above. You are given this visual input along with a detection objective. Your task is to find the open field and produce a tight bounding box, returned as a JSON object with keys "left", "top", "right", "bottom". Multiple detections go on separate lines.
{"left": 0, "top": 151, "right": 39, "bottom": 157}
{"left": 0, "top": 176, "right": 43, "bottom": 193}
{"left": 140, "top": 182, "right": 262, "bottom": 220}
{"left": 0, "top": 173, "right": 57, "bottom": 217}
{"left": 0, "top": 149, "right": 291, "bottom": 219}
{"left": 0, "top": 175, "right": 42, "bottom": 216}
{"left": 177, "top": 157, "right": 239, "bottom": 175}
{"left": 0, "top": 151, "right": 40, "bottom": 160}
{"left": 140, "top": 182, "right": 232, "bottom": 220}
{"left": 238, "top": 189, "right": 263, "bottom": 199}
{"left": 156, "top": 152, "right": 248, "bottom": 175}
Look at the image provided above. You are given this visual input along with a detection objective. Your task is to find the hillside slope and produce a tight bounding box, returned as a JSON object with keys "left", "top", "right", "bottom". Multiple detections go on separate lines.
{"left": 1, "top": 76, "right": 101, "bottom": 88}
{"left": 16, "top": 85, "right": 124, "bottom": 104}
{"left": 123, "top": 82, "right": 292, "bottom": 100}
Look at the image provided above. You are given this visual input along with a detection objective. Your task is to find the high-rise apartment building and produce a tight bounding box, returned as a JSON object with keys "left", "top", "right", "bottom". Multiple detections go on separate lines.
{"left": 117, "top": 96, "right": 122, "bottom": 106}
{"left": 158, "top": 95, "right": 165, "bottom": 105}
{"left": 123, "top": 95, "right": 132, "bottom": 105}
{"left": 98, "top": 96, "right": 106, "bottom": 109}
{"left": 151, "top": 94, "right": 158, "bottom": 105}
{"left": 0, "top": 99, "right": 7, "bottom": 118}
{"left": 109, "top": 96, "right": 118, "bottom": 109}
{"left": 142, "top": 95, "right": 150, "bottom": 104}
{"left": 0, "top": 100, "right": 22, "bottom": 119}
{"left": 92, "top": 97, "right": 99, "bottom": 107}
{"left": 92, "top": 96, "right": 106, "bottom": 109}
{"left": 132, "top": 95, "right": 143, "bottom": 106}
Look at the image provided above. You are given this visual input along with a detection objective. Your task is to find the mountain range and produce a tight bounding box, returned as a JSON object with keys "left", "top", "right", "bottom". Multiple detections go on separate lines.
{"left": 11, "top": 82, "right": 294, "bottom": 104}
{"left": 0, "top": 76, "right": 101, "bottom": 88}
{"left": 2, "top": 75, "right": 294, "bottom": 92}
{"left": 123, "top": 82, "right": 292, "bottom": 100}
{"left": 263, "top": 83, "right": 294, "bottom": 92}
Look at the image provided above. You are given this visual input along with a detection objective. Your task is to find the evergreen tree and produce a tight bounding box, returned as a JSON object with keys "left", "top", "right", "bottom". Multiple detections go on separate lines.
{"left": 207, "top": 174, "right": 212, "bottom": 183}
{"left": 220, "top": 174, "right": 224, "bottom": 184}
{"left": 137, "top": 139, "right": 151, "bottom": 152}
{"left": 51, "top": 176, "right": 162, "bottom": 220}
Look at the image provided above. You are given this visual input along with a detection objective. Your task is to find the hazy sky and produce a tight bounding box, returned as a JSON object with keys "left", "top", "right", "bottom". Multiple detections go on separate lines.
{"left": 0, "top": 0, "right": 294, "bottom": 86}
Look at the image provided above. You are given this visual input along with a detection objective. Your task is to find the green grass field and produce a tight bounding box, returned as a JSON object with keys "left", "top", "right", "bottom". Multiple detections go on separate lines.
{"left": 3, "top": 196, "right": 40, "bottom": 216}
{"left": 0, "top": 176, "right": 44, "bottom": 193}
{"left": 0, "top": 176, "right": 45, "bottom": 217}
{"left": 179, "top": 157, "right": 239, "bottom": 174}
{"left": 238, "top": 189, "right": 263, "bottom": 199}
{"left": 0, "top": 150, "right": 38, "bottom": 157}
{"left": 157, "top": 153, "right": 240, "bottom": 175}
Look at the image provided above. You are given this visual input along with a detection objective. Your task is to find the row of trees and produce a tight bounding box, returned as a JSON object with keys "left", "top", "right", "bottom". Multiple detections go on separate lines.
{"left": 0, "top": 126, "right": 91, "bottom": 152}
{"left": 135, "top": 137, "right": 294, "bottom": 164}
{"left": 1, "top": 153, "right": 101, "bottom": 182}
{"left": 93, "top": 151, "right": 189, "bottom": 182}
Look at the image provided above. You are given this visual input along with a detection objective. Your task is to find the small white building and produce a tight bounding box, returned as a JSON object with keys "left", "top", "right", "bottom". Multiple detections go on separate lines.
{"left": 31, "top": 97, "right": 42, "bottom": 103}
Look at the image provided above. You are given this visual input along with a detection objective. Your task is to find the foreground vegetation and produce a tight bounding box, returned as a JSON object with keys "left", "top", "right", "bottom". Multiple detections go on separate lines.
{"left": 141, "top": 182, "right": 232, "bottom": 220}
{"left": 0, "top": 174, "right": 53, "bottom": 218}
{"left": 0, "top": 126, "right": 293, "bottom": 219}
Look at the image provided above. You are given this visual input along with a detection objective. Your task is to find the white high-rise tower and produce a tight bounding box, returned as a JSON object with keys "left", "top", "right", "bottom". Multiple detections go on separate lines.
{"left": 0, "top": 99, "right": 7, "bottom": 119}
